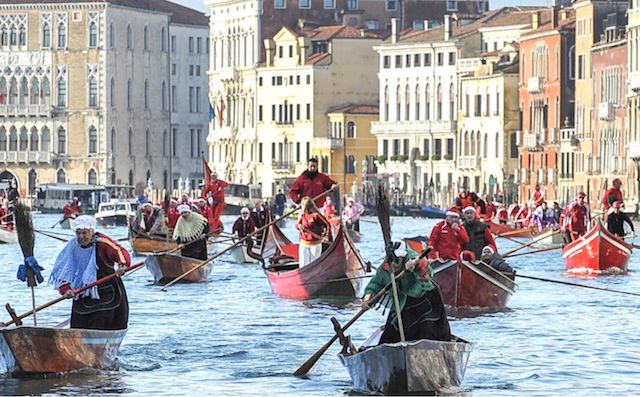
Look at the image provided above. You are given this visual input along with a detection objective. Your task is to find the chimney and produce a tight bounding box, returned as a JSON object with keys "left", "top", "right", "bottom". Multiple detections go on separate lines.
{"left": 297, "top": 37, "right": 309, "bottom": 64}
{"left": 391, "top": 18, "right": 399, "bottom": 44}
{"left": 444, "top": 14, "right": 452, "bottom": 41}
{"left": 532, "top": 11, "right": 539, "bottom": 30}
{"left": 264, "top": 39, "right": 274, "bottom": 67}
{"left": 551, "top": 8, "right": 557, "bottom": 29}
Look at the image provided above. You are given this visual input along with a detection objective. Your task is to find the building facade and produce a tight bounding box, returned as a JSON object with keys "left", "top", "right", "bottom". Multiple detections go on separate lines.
{"left": 0, "top": 0, "right": 208, "bottom": 197}
{"left": 254, "top": 25, "right": 380, "bottom": 198}
{"left": 517, "top": 7, "right": 575, "bottom": 204}
{"left": 627, "top": 0, "right": 640, "bottom": 213}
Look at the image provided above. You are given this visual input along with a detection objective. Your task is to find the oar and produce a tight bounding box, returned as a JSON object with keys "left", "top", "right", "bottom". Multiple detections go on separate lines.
{"left": 502, "top": 229, "right": 561, "bottom": 257}
{"left": 503, "top": 244, "right": 564, "bottom": 258}
{"left": 50, "top": 216, "right": 65, "bottom": 228}
{"left": 494, "top": 227, "right": 536, "bottom": 238}
{"left": 516, "top": 273, "right": 640, "bottom": 297}
{"left": 160, "top": 188, "right": 335, "bottom": 291}
{"left": 295, "top": 273, "right": 373, "bottom": 286}
{"left": 0, "top": 211, "right": 14, "bottom": 222}
{"left": 1, "top": 262, "right": 144, "bottom": 328}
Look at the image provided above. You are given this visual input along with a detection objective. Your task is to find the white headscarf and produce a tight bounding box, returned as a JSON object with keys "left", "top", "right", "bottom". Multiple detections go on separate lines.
{"left": 72, "top": 215, "right": 97, "bottom": 231}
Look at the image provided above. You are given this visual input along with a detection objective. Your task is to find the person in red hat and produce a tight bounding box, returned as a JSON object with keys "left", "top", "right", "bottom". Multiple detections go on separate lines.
{"left": 461, "top": 206, "right": 496, "bottom": 260}
{"left": 482, "top": 194, "right": 496, "bottom": 221}
{"left": 201, "top": 171, "right": 229, "bottom": 231}
{"left": 606, "top": 201, "right": 635, "bottom": 238}
{"left": 563, "top": 192, "right": 591, "bottom": 242}
{"left": 454, "top": 186, "right": 486, "bottom": 215}
{"left": 601, "top": 178, "right": 624, "bottom": 220}
{"left": 428, "top": 210, "right": 469, "bottom": 260}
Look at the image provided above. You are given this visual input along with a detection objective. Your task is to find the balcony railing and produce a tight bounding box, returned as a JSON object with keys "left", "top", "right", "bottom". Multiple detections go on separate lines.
{"left": 0, "top": 104, "right": 51, "bottom": 117}
{"left": 0, "top": 150, "right": 52, "bottom": 163}
{"left": 458, "top": 155, "right": 480, "bottom": 169}
{"left": 314, "top": 137, "right": 343, "bottom": 149}
{"left": 598, "top": 102, "right": 614, "bottom": 120}
{"left": 527, "top": 76, "right": 543, "bottom": 94}
{"left": 523, "top": 132, "right": 542, "bottom": 151}
{"left": 371, "top": 120, "right": 456, "bottom": 135}
{"left": 272, "top": 161, "right": 295, "bottom": 172}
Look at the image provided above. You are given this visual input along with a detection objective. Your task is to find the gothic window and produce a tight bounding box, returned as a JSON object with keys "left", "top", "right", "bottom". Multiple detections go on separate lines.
{"left": 88, "top": 126, "right": 97, "bottom": 154}
{"left": 57, "top": 127, "right": 66, "bottom": 154}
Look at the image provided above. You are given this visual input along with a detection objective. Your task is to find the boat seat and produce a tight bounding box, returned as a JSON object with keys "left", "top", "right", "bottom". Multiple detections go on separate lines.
{"left": 267, "top": 263, "right": 299, "bottom": 272}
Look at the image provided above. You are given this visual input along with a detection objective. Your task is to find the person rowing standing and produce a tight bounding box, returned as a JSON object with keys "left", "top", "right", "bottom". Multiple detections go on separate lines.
{"left": 173, "top": 205, "right": 209, "bottom": 260}
{"left": 50, "top": 215, "right": 131, "bottom": 330}
{"left": 233, "top": 207, "right": 257, "bottom": 249}
{"left": 342, "top": 197, "right": 364, "bottom": 232}
{"left": 289, "top": 157, "right": 338, "bottom": 208}
{"left": 461, "top": 206, "right": 496, "bottom": 261}
{"left": 427, "top": 210, "right": 469, "bottom": 261}
{"left": 296, "top": 197, "right": 331, "bottom": 267}
{"left": 606, "top": 201, "right": 635, "bottom": 239}
{"left": 563, "top": 192, "right": 591, "bottom": 242}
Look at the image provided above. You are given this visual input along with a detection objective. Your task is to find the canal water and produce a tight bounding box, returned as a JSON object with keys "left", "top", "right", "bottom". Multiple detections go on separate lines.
{"left": 0, "top": 214, "right": 639, "bottom": 396}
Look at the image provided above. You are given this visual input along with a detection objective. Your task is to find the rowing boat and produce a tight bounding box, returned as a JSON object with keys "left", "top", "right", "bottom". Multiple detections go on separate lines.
{"left": 261, "top": 223, "right": 366, "bottom": 299}
{"left": 488, "top": 221, "right": 538, "bottom": 238}
{"left": 229, "top": 242, "right": 261, "bottom": 264}
{"left": 536, "top": 227, "right": 564, "bottom": 245}
{"left": 0, "top": 224, "right": 17, "bottom": 244}
{"left": 0, "top": 326, "right": 126, "bottom": 375}
{"left": 129, "top": 227, "right": 178, "bottom": 255}
{"left": 563, "top": 222, "right": 632, "bottom": 274}
{"left": 144, "top": 253, "right": 212, "bottom": 284}
{"left": 431, "top": 259, "right": 517, "bottom": 310}
{"left": 339, "top": 331, "right": 472, "bottom": 394}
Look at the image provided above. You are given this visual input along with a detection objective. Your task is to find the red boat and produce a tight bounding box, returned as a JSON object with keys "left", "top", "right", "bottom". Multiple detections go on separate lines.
{"left": 488, "top": 222, "right": 538, "bottom": 238}
{"left": 430, "top": 259, "right": 517, "bottom": 310}
{"left": 562, "top": 222, "right": 632, "bottom": 274}
{"left": 0, "top": 326, "right": 126, "bottom": 375}
{"left": 261, "top": 223, "right": 366, "bottom": 299}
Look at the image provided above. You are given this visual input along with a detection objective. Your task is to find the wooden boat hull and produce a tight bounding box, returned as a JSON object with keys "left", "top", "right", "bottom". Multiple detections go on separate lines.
{"left": 563, "top": 223, "right": 631, "bottom": 273}
{"left": 537, "top": 227, "right": 564, "bottom": 245}
{"left": 229, "top": 244, "right": 260, "bottom": 264}
{"left": 0, "top": 326, "right": 126, "bottom": 375}
{"left": 0, "top": 227, "right": 18, "bottom": 244}
{"left": 60, "top": 217, "right": 72, "bottom": 229}
{"left": 431, "top": 259, "right": 516, "bottom": 309}
{"left": 262, "top": 224, "right": 366, "bottom": 299}
{"left": 145, "top": 253, "right": 211, "bottom": 284}
{"left": 129, "top": 228, "right": 178, "bottom": 256}
{"left": 488, "top": 222, "right": 537, "bottom": 238}
{"left": 346, "top": 228, "right": 362, "bottom": 243}
{"left": 339, "top": 337, "right": 472, "bottom": 394}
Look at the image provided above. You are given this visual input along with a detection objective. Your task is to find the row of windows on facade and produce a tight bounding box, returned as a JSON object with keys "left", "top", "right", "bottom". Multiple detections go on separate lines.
{"left": 258, "top": 103, "right": 312, "bottom": 123}
{"left": 520, "top": 46, "right": 576, "bottom": 82}
{"left": 383, "top": 52, "right": 457, "bottom": 69}
{"left": 259, "top": 75, "right": 312, "bottom": 87}
{"left": 379, "top": 134, "right": 519, "bottom": 160}
{"left": 173, "top": 64, "right": 204, "bottom": 77}
{"left": 271, "top": 0, "right": 397, "bottom": 11}
{"left": 382, "top": 83, "right": 455, "bottom": 122}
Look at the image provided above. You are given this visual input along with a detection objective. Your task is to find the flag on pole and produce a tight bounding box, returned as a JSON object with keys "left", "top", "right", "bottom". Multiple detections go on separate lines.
{"left": 208, "top": 100, "right": 215, "bottom": 123}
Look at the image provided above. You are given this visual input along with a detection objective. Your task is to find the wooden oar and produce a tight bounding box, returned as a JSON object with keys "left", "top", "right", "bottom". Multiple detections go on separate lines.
{"left": 516, "top": 273, "right": 640, "bottom": 297}
{"left": 503, "top": 244, "right": 564, "bottom": 258}
{"left": 1, "top": 262, "right": 144, "bottom": 328}
{"left": 34, "top": 229, "right": 130, "bottom": 244}
{"left": 50, "top": 216, "right": 66, "bottom": 228}
{"left": 160, "top": 188, "right": 335, "bottom": 291}
{"left": 494, "top": 227, "right": 536, "bottom": 238}
{"left": 502, "top": 229, "right": 561, "bottom": 257}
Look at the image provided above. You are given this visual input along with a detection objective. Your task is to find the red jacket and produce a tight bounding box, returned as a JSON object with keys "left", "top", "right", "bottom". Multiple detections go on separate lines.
{"left": 483, "top": 202, "right": 496, "bottom": 220}
{"left": 428, "top": 220, "right": 470, "bottom": 261}
{"left": 497, "top": 208, "right": 508, "bottom": 222}
{"left": 167, "top": 206, "right": 180, "bottom": 229}
{"left": 296, "top": 212, "right": 329, "bottom": 243}
{"left": 202, "top": 179, "right": 229, "bottom": 203}
{"left": 289, "top": 171, "right": 336, "bottom": 207}
{"left": 63, "top": 203, "right": 82, "bottom": 218}
{"left": 567, "top": 203, "right": 590, "bottom": 233}
{"left": 601, "top": 188, "right": 623, "bottom": 209}
{"left": 323, "top": 203, "right": 336, "bottom": 219}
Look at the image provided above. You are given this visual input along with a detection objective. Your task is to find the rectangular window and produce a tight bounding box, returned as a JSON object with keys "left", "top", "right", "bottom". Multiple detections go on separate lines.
{"left": 447, "top": 0, "right": 457, "bottom": 11}
{"left": 271, "top": 142, "right": 276, "bottom": 161}
{"left": 495, "top": 92, "right": 500, "bottom": 115}
{"left": 395, "top": 55, "right": 402, "bottom": 68}
{"left": 383, "top": 139, "right": 389, "bottom": 157}
{"left": 171, "top": 85, "right": 177, "bottom": 112}
{"left": 448, "top": 52, "right": 456, "bottom": 65}
{"left": 259, "top": 142, "right": 263, "bottom": 162}
{"left": 197, "top": 37, "right": 202, "bottom": 53}
{"left": 446, "top": 139, "right": 453, "bottom": 158}
{"left": 296, "top": 104, "right": 300, "bottom": 120}
{"left": 413, "top": 54, "right": 421, "bottom": 67}
{"left": 171, "top": 64, "right": 176, "bottom": 75}
{"left": 306, "top": 75, "right": 311, "bottom": 84}
{"left": 299, "top": 0, "right": 310, "bottom": 8}
{"left": 405, "top": 54, "right": 411, "bottom": 67}
{"left": 392, "top": 139, "right": 400, "bottom": 156}
{"left": 403, "top": 138, "right": 409, "bottom": 156}
{"left": 259, "top": 77, "right": 263, "bottom": 86}
{"left": 386, "top": 0, "right": 396, "bottom": 10}
{"left": 172, "top": 128, "right": 177, "bottom": 156}
{"left": 296, "top": 75, "right": 300, "bottom": 85}
{"left": 196, "top": 87, "right": 201, "bottom": 112}
{"left": 425, "top": 53, "right": 431, "bottom": 66}
{"left": 366, "top": 19, "right": 379, "bottom": 29}
{"left": 275, "top": 0, "right": 286, "bottom": 8}
{"left": 347, "top": 0, "right": 358, "bottom": 9}
{"left": 437, "top": 53, "right": 444, "bottom": 66}
{"left": 258, "top": 105, "right": 263, "bottom": 121}
{"left": 189, "top": 87, "right": 194, "bottom": 112}
{"left": 196, "top": 65, "right": 201, "bottom": 76}
{"left": 306, "top": 104, "right": 311, "bottom": 120}
{"left": 289, "top": 45, "right": 293, "bottom": 57}
{"left": 189, "top": 65, "right": 194, "bottom": 76}
{"left": 383, "top": 55, "right": 390, "bottom": 68}
{"left": 474, "top": 95, "right": 481, "bottom": 117}
{"left": 423, "top": 139, "right": 430, "bottom": 158}
{"left": 296, "top": 142, "right": 301, "bottom": 162}
{"left": 278, "top": 46, "right": 283, "bottom": 58}
{"left": 190, "top": 129, "right": 195, "bottom": 157}
{"left": 171, "top": 35, "right": 176, "bottom": 53}
{"left": 435, "top": 139, "right": 442, "bottom": 157}
{"left": 271, "top": 104, "right": 276, "bottom": 121}
{"left": 306, "top": 142, "right": 310, "bottom": 160}
{"left": 324, "top": 0, "right": 335, "bottom": 8}
{"left": 577, "top": 55, "right": 584, "bottom": 79}
{"left": 188, "top": 37, "right": 194, "bottom": 53}
{"left": 289, "top": 75, "right": 294, "bottom": 85}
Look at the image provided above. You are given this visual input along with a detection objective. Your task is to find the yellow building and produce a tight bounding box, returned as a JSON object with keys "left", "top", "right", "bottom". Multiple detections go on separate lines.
{"left": 628, "top": 0, "right": 640, "bottom": 213}
{"left": 254, "top": 25, "right": 381, "bottom": 198}
{"left": 313, "top": 104, "right": 378, "bottom": 204}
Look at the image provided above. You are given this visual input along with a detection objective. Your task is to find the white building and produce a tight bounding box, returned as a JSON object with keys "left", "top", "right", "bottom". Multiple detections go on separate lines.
{"left": 628, "top": 0, "right": 640, "bottom": 210}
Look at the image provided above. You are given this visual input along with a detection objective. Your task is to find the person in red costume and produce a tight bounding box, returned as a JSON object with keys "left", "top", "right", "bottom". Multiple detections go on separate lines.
{"left": 515, "top": 203, "right": 530, "bottom": 228}
{"left": 323, "top": 196, "right": 336, "bottom": 219}
{"left": 530, "top": 184, "right": 545, "bottom": 208}
{"left": 454, "top": 186, "right": 486, "bottom": 215}
{"left": 296, "top": 197, "right": 332, "bottom": 267}
{"left": 428, "top": 210, "right": 470, "bottom": 261}
{"left": 201, "top": 171, "right": 229, "bottom": 231}
{"left": 563, "top": 192, "right": 591, "bottom": 242}
{"left": 601, "top": 178, "right": 624, "bottom": 220}
{"left": 166, "top": 198, "right": 180, "bottom": 230}
{"left": 483, "top": 194, "right": 496, "bottom": 221}
{"left": 497, "top": 203, "right": 508, "bottom": 225}
{"left": 63, "top": 197, "right": 83, "bottom": 220}
{"left": 289, "top": 158, "right": 338, "bottom": 208}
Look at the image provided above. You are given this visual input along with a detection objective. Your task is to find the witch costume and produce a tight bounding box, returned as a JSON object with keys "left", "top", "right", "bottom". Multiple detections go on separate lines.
{"left": 173, "top": 207, "right": 209, "bottom": 260}
{"left": 50, "top": 216, "right": 131, "bottom": 330}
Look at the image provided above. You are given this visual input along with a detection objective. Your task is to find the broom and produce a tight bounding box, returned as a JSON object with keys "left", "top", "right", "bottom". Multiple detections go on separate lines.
{"left": 14, "top": 203, "right": 41, "bottom": 326}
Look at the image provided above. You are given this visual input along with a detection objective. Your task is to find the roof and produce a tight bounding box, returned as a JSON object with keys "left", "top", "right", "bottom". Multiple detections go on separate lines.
{"left": 0, "top": 0, "right": 208, "bottom": 26}
{"left": 305, "top": 52, "right": 331, "bottom": 65}
{"left": 520, "top": 7, "right": 576, "bottom": 37}
{"left": 328, "top": 104, "right": 379, "bottom": 115}
{"left": 389, "top": 6, "right": 549, "bottom": 44}
{"left": 304, "top": 25, "right": 381, "bottom": 41}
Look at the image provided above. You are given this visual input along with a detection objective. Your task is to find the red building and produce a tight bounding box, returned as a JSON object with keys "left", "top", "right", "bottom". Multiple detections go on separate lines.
{"left": 517, "top": 7, "right": 575, "bottom": 204}
{"left": 591, "top": 14, "right": 627, "bottom": 210}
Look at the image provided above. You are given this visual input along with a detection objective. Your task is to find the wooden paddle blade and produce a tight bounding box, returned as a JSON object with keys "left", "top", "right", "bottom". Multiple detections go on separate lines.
{"left": 375, "top": 183, "right": 391, "bottom": 246}
{"left": 5, "top": 303, "right": 22, "bottom": 326}
{"left": 14, "top": 203, "right": 35, "bottom": 258}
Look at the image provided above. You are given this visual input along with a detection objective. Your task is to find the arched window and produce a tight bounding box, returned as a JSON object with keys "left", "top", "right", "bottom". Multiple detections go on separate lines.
{"left": 87, "top": 168, "right": 97, "bottom": 185}
{"left": 0, "top": 77, "right": 6, "bottom": 104}
{"left": 425, "top": 84, "right": 430, "bottom": 121}
{"left": 395, "top": 85, "right": 401, "bottom": 121}
{"left": 436, "top": 83, "right": 443, "bottom": 121}
{"left": 88, "top": 75, "right": 98, "bottom": 107}
{"left": 449, "top": 83, "right": 455, "bottom": 120}
{"left": 57, "top": 126, "right": 66, "bottom": 154}
{"left": 143, "top": 25, "right": 148, "bottom": 50}
{"left": 18, "top": 25, "right": 26, "bottom": 46}
{"left": 127, "top": 79, "right": 132, "bottom": 109}
{"left": 404, "top": 84, "right": 410, "bottom": 121}
{"left": 383, "top": 85, "right": 389, "bottom": 122}
{"left": 483, "top": 132, "right": 488, "bottom": 158}
{"left": 57, "top": 77, "right": 66, "bottom": 107}
{"left": 111, "top": 127, "right": 116, "bottom": 152}
{"left": 9, "top": 78, "right": 17, "bottom": 104}
{"left": 414, "top": 84, "right": 420, "bottom": 120}
{"left": 57, "top": 168, "right": 66, "bottom": 183}
{"left": 88, "top": 126, "right": 98, "bottom": 154}
{"left": 19, "top": 127, "right": 28, "bottom": 151}
{"left": 345, "top": 155, "right": 356, "bottom": 174}
{"left": 0, "top": 127, "right": 6, "bottom": 151}
{"left": 28, "top": 169, "right": 37, "bottom": 196}
{"left": 126, "top": 24, "right": 132, "bottom": 49}
{"left": 476, "top": 131, "right": 481, "bottom": 157}
{"left": 30, "top": 77, "right": 40, "bottom": 105}
{"left": 89, "top": 20, "right": 98, "bottom": 47}
{"left": 30, "top": 127, "right": 39, "bottom": 151}
{"left": 110, "top": 78, "right": 115, "bottom": 107}
{"left": 9, "top": 127, "right": 17, "bottom": 151}
{"left": 57, "top": 21, "right": 66, "bottom": 48}
{"left": 41, "top": 77, "right": 50, "bottom": 106}
{"left": 128, "top": 128, "right": 133, "bottom": 155}
{"left": 495, "top": 132, "right": 499, "bottom": 158}
{"left": 347, "top": 121, "right": 356, "bottom": 138}
{"left": 145, "top": 129, "right": 150, "bottom": 156}
{"left": 161, "top": 80, "right": 167, "bottom": 110}
{"left": 144, "top": 80, "right": 149, "bottom": 109}
{"left": 19, "top": 77, "right": 28, "bottom": 105}
{"left": 42, "top": 22, "right": 51, "bottom": 48}
{"left": 41, "top": 127, "right": 50, "bottom": 152}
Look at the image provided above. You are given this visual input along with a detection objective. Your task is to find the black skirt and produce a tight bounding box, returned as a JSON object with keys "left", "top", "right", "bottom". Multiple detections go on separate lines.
{"left": 379, "top": 286, "right": 451, "bottom": 344}
{"left": 71, "top": 277, "right": 129, "bottom": 330}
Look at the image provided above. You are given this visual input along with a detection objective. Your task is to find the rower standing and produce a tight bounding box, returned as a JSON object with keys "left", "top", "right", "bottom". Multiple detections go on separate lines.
{"left": 601, "top": 178, "right": 624, "bottom": 220}
{"left": 50, "top": 215, "right": 130, "bottom": 330}
{"left": 454, "top": 186, "right": 486, "bottom": 215}
{"left": 342, "top": 197, "right": 364, "bottom": 232}
{"left": 563, "top": 192, "right": 591, "bottom": 242}
{"left": 173, "top": 205, "right": 209, "bottom": 260}
{"left": 606, "top": 201, "right": 635, "bottom": 238}
{"left": 296, "top": 197, "right": 331, "bottom": 267}
{"left": 274, "top": 189, "right": 287, "bottom": 217}
{"left": 461, "top": 207, "right": 496, "bottom": 260}
{"left": 428, "top": 210, "right": 469, "bottom": 261}
{"left": 289, "top": 157, "right": 338, "bottom": 208}
{"left": 362, "top": 244, "right": 451, "bottom": 344}
{"left": 201, "top": 171, "right": 228, "bottom": 232}
{"left": 63, "top": 197, "right": 83, "bottom": 221}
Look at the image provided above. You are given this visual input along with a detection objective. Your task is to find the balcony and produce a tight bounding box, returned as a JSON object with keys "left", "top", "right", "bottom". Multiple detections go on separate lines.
{"left": 314, "top": 136, "right": 343, "bottom": 149}
{"left": 458, "top": 155, "right": 480, "bottom": 169}
{"left": 523, "top": 132, "right": 542, "bottom": 151}
{"left": 371, "top": 120, "right": 456, "bottom": 135}
{"left": 548, "top": 128, "right": 558, "bottom": 144}
{"left": 0, "top": 104, "right": 51, "bottom": 117}
{"left": 217, "top": 67, "right": 238, "bottom": 81}
{"left": 547, "top": 168, "right": 557, "bottom": 185}
{"left": 598, "top": 102, "right": 614, "bottom": 120}
{"left": 629, "top": 141, "right": 640, "bottom": 160}
{"left": 629, "top": 71, "right": 640, "bottom": 93}
{"left": 527, "top": 76, "right": 543, "bottom": 94}
{"left": 272, "top": 161, "right": 295, "bottom": 173}
{"left": 0, "top": 151, "right": 52, "bottom": 164}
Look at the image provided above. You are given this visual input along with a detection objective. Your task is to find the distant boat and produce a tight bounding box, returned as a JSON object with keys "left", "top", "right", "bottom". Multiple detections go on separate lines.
{"left": 0, "top": 224, "right": 18, "bottom": 244}
{"left": 95, "top": 200, "right": 137, "bottom": 227}
{"left": 563, "top": 222, "right": 631, "bottom": 274}
{"left": 145, "top": 253, "right": 212, "bottom": 284}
